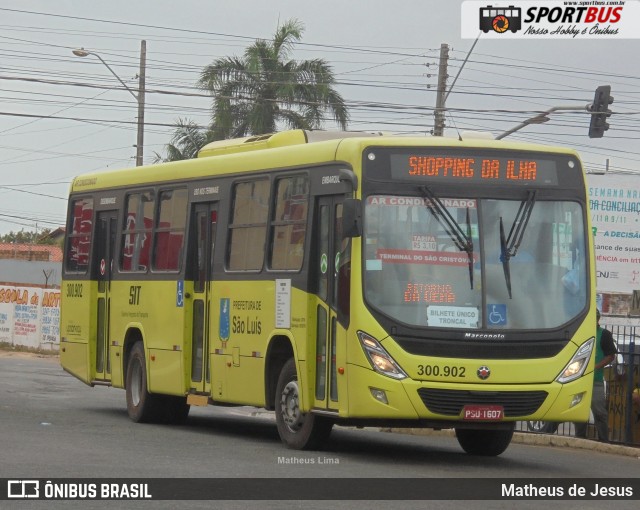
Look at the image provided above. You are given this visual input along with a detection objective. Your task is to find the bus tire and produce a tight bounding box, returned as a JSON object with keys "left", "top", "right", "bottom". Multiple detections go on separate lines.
{"left": 275, "top": 358, "right": 333, "bottom": 450}
{"left": 125, "top": 341, "right": 164, "bottom": 423}
{"left": 454, "top": 425, "right": 514, "bottom": 456}
{"left": 526, "top": 420, "right": 558, "bottom": 434}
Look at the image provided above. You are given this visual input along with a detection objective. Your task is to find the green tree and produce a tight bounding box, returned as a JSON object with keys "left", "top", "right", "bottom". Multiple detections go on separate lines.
{"left": 200, "top": 19, "right": 348, "bottom": 138}
{"left": 157, "top": 19, "right": 349, "bottom": 163}
{"left": 0, "top": 228, "right": 56, "bottom": 245}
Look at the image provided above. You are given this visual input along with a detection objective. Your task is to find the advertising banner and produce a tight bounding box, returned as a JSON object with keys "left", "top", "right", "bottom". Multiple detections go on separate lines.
{"left": 0, "top": 285, "right": 60, "bottom": 349}
{"left": 588, "top": 173, "right": 640, "bottom": 293}
{"left": 0, "top": 289, "right": 13, "bottom": 344}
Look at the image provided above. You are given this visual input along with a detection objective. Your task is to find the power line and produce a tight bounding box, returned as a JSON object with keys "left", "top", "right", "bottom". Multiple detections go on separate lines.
{"left": 0, "top": 8, "right": 431, "bottom": 58}
{"left": 0, "top": 186, "right": 66, "bottom": 200}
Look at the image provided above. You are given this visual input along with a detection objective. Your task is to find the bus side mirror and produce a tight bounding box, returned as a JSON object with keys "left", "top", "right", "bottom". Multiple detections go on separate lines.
{"left": 342, "top": 198, "right": 362, "bottom": 238}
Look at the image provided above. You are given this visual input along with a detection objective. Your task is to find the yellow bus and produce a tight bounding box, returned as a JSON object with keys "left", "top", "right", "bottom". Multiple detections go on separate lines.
{"left": 60, "top": 130, "right": 596, "bottom": 456}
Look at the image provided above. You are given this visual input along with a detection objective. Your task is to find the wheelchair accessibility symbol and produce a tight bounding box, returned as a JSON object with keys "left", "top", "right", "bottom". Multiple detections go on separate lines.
{"left": 176, "top": 280, "right": 184, "bottom": 308}
{"left": 487, "top": 304, "right": 507, "bottom": 326}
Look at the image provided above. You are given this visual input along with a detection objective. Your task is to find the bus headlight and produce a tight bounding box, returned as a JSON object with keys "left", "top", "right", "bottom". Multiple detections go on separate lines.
{"left": 556, "top": 337, "right": 595, "bottom": 384}
{"left": 357, "top": 331, "right": 407, "bottom": 380}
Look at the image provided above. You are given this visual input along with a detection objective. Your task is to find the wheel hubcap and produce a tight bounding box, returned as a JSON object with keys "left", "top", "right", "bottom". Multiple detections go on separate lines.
{"left": 280, "top": 380, "right": 304, "bottom": 432}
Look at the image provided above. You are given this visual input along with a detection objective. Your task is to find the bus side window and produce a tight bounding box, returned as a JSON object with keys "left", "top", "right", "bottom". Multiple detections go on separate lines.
{"left": 65, "top": 197, "right": 94, "bottom": 273}
{"left": 153, "top": 188, "right": 188, "bottom": 272}
{"left": 121, "top": 191, "right": 155, "bottom": 272}
{"left": 227, "top": 179, "right": 269, "bottom": 271}
{"left": 270, "top": 175, "right": 309, "bottom": 271}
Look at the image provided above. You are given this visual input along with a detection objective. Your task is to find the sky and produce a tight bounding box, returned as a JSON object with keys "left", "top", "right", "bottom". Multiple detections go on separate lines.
{"left": 0, "top": 0, "right": 638, "bottom": 236}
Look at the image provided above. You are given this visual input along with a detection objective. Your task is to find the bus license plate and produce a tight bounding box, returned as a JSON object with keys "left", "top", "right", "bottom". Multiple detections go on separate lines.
{"left": 462, "top": 405, "right": 504, "bottom": 421}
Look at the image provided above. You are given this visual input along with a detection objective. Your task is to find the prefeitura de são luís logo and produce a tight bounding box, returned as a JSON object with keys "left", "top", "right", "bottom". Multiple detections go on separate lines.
{"left": 479, "top": 5, "right": 523, "bottom": 33}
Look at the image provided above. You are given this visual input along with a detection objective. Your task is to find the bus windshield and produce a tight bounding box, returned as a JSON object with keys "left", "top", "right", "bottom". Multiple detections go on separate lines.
{"left": 363, "top": 194, "right": 587, "bottom": 330}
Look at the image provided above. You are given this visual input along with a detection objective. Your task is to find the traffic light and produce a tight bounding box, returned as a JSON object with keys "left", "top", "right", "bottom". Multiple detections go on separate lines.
{"left": 588, "top": 85, "right": 613, "bottom": 138}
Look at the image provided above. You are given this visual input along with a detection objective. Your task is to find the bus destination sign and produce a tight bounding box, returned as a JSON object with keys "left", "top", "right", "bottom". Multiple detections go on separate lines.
{"left": 389, "top": 154, "right": 559, "bottom": 186}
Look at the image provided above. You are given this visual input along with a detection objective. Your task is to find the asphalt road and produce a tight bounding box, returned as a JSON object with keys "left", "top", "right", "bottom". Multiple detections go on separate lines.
{"left": 1, "top": 352, "right": 639, "bottom": 510}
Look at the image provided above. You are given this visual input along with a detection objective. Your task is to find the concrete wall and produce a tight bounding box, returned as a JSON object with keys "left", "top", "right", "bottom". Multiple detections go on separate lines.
{"left": 0, "top": 260, "right": 62, "bottom": 288}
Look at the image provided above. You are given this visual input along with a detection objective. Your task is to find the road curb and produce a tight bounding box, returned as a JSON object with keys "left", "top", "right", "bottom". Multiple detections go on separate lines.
{"left": 382, "top": 428, "right": 640, "bottom": 458}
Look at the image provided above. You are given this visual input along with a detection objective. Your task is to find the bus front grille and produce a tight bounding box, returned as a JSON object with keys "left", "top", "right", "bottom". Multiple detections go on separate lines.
{"left": 417, "top": 388, "right": 548, "bottom": 417}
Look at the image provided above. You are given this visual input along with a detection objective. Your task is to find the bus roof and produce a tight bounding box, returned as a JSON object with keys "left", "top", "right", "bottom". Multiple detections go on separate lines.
{"left": 196, "top": 129, "right": 384, "bottom": 158}
{"left": 69, "top": 130, "right": 581, "bottom": 193}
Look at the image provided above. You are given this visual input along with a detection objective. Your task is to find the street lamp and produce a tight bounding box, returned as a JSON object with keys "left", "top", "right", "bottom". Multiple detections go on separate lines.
{"left": 496, "top": 104, "right": 593, "bottom": 140}
{"left": 72, "top": 41, "right": 147, "bottom": 167}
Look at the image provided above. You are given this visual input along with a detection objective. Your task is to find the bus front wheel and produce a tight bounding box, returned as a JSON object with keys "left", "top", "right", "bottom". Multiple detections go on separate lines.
{"left": 275, "top": 358, "right": 333, "bottom": 450}
{"left": 454, "top": 425, "right": 514, "bottom": 456}
{"left": 526, "top": 420, "right": 558, "bottom": 434}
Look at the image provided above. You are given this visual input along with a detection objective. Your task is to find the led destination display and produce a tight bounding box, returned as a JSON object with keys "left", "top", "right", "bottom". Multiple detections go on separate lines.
{"left": 389, "top": 154, "right": 559, "bottom": 186}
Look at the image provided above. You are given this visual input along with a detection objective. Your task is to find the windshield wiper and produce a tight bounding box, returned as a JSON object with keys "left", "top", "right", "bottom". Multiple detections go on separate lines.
{"left": 499, "top": 217, "right": 512, "bottom": 299}
{"left": 499, "top": 190, "right": 537, "bottom": 299}
{"left": 419, "top": 185, "right": 474, "bottom": 289}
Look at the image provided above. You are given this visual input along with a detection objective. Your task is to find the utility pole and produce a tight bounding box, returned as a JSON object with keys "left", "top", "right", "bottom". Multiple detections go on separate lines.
{"left": 433, "top": 43, "right": 449, "bottom": 137}
{"left": 135, "top": 40, "right": 147, "bottom": 167}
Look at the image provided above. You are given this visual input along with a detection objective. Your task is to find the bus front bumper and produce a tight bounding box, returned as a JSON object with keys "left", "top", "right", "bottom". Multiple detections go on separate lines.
{"left": 344, "top": 363, "right": 592, "bottom": 425}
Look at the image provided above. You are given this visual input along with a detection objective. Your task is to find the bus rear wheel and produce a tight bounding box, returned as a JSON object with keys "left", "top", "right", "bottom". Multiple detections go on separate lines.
{"left": 275, "top": 359, "right": 333, "bottom": 450}
{"left": 126, "top": 341, "right": 165, "bottom": 423}
{"left": 454, "top": 425, "right": 514, "bottom": 456}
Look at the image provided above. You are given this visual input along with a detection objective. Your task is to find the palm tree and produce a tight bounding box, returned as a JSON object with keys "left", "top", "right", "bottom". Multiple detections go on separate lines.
{"left": 153, "top": 119, "right": 219, "bottom": 163}
{"left": 156, "top": 19, "right": 349, "bottom": 162}
{"left": 198, "top": 19, "right": 348, "bottom": 138}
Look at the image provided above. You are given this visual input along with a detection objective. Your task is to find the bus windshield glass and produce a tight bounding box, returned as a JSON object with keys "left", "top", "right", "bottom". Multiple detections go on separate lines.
{"left": 363, "top": 194, "right": 587, "bottom": 330}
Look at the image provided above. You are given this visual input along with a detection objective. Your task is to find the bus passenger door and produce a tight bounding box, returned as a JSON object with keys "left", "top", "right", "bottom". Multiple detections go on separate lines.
{"left": 314, "top": 196, "right": 347, "bottom": 412}
{"left": 93, "top": 210, "right": 117, "bottom": 383}
{"left": 189, "top": 202, "right": 218, "bottom": 395}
